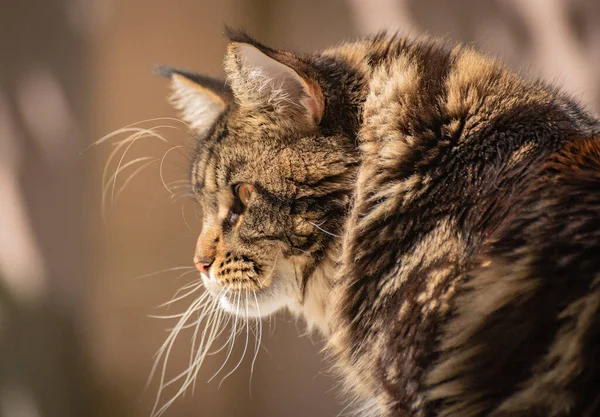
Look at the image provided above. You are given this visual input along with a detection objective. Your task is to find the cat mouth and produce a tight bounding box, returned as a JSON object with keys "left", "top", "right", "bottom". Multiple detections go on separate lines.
{"left": 200, "top": 269, "right": 287, "bottom": 318}
{"left": 201, "top": 267, "right": 260, "bottom": 292}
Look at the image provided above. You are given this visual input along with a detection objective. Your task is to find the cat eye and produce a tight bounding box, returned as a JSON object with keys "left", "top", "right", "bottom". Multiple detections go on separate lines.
{"left": 234, "top": 183, "right": 254, "bottom": 207}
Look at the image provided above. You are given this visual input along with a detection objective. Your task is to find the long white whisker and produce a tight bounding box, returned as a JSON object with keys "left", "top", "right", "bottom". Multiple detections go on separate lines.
{"left": 307, "top": 220, "right": 341, "bottom": 237}
{"left": 249, "top": 290, "right": 262, "bottom": 395}
{"left": 161, "top": 292, "right": 226, "bottom": 410}
{"left": 165, "top": 185, "right": 194, "bottom": 195}
{"left": 181, "top": 204, "right": 192, "bottom": 231}
{"left": 152, "top": 296, "right": 222, "bottom": 417}
{"left": 101, "top": 126, "right": 173, "bottom": 216}
{"left": 148, "top": 292, "right": 209, "bottom": 320}
{"left": 294, "top": 246, "right": 311, "bottom": 255}
{"left": 161, "top": 296, "right": 220, "bottom": 389}
{"left": 219, "top": 290, "right": 250, "bottom": 387}
{"left": 163, "top": 278, "right": 205, "bottom": 305}
{"left": 115, "top": 158, "right": 160, "bottom": 199}
{"left": 166, "top": 179, "right": 191, "bottom": 186}
{"left": 188, "top": 288, "right": 224, "bottom": 375}
{"left": 166, "top": 183, "right": 194, "bottom": 198}
{"left": 157, "top": 281, "right": 204, "bottom": 309}
{"left": 149, "top": 312, "right": 197, "bottom": 320}
{"left": 170, "top": 192, "right": 195, "bottom": 203}
{"left": 208, "top": 290, "right": 241, "bottom": 382}
{"left": 149, "top": 291, "right": 210, "bottom": 383}
{"left": 150, "top": 290, "right": 211, "bottom": 321}
{"left": 270, "top": 314, "right": 277, "bottom": 337}
{"left": 134, "top": 266, "right": 196, "bottom": 280}
{"left": 86, "top": 117, "right": 192, "bottom": 151}
{"left": 206, "top": 313, "right": 234, "bottom": 355}
{"left": 189, "top": 296, "right": 227, "bottom": 393}
{"left": 89, "top": 125, "right": 167, "bottom": 152}
{"left": 102, "top": 156, "right": 156, "bottom": 215}
{"left": 159, "top": 145, "right": 189, "bottom": 196}
{"left": 260, "top": 251, "right": 280, "bottom": 287}
{"left": 110, "top": 126, "right": 175, "bottom": 209}
{"left": 150, "top": 291, "right": 218, "bottom": 417}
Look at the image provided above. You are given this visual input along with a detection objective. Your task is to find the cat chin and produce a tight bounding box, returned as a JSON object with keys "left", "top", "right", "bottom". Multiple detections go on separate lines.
{"left": 201, "top": 270, "right": 292, "bottom": 319}
{"left": 217, "top": 291, "right": 285, "bottom": 318}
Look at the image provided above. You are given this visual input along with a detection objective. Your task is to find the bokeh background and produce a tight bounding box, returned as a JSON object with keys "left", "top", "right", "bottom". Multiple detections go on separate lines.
{"left": 1, "top": 1, "right": 599, "bottom": 416}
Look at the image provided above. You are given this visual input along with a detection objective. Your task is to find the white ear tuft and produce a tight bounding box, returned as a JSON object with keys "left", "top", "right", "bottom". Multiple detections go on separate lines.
{"left": 169, "top": 74, "right": 228, "bottom": 137}
{"left": 225, "top": 43, "right": 323, "bottom": 125}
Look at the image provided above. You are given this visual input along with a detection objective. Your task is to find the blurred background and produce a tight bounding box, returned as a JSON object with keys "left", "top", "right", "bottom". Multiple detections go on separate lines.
{"left": 1, "top": 0, "right": 599, "bottom": 416}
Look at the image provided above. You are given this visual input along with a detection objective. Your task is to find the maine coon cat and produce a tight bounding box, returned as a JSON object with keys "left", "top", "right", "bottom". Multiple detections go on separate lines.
{"left": 154, "top": 30, "right": 600, "bottom": 417}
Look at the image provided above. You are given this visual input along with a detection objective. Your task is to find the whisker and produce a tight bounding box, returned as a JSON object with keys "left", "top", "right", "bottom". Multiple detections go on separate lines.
{"left": 88, "top": 124, "right": 170, "bottom": 151}
{"left": 100, "top": 127, "right": 173, "bottom": 217}
{"left": 102, "top": 156, "right": 156, "bottom": 216}
{"left": 293, "top": 246, "right": 311, "bottom": 255}
{"left": 208, "top": 291, "right": 241, "bottom": 382}
{"left": 159, "top": 299, "right": 218, "bottom": 388}
{"left": 110, "top": 127, "right": 176, "bottom": 209}
{"left": 86, "top": 117, "right": 192, "bottom": 150}
{"left": 171, "top": 279, "right": 202, "bottom": 294}
{"left": 249, "top": 290, "right": 262, "bottom": 396}
{"left": 150, "top": 292, "right": 219, "bottom": 417}
{"left": 134, "top": 266, "right": 196, "bottom": 280}
{"left": 181, "top": 204, "right": 192, "bottom": 231}
{"left": 188, "top": 288, "right": 224, "bottom": 369}
{"left": 189, "top": 296, "right": 228, "bottom": 393}
{"left": 157, "top": 280, "right": 203, "bottom": 309}
{"left": 101, "top": 126, "right": 170, "bottom": 187}
{"left": 159, "top": 145, "right": 190, "bottom": 196}
{"left": 162, "top": 294, "right": 224, "bottom": 409}
{"left": 170, "top": 192, "right": 195, "bottom": 203}
{"left": 165, "top": 180, "right": 192, "bottom": 192}
{"left": 115, "top": 158, "right": 161, "bottom": 199}
{"left": 206, "top": 314, "right": 235, "bottom": 356}
{"left": 270, "top": 314, "right": 277, "bottom": 337}
{"left": 149, "top": 292, "right": 206, "bottom": 386}
{"left": 143, "top": 189, "right": 193, "bottom": 224}
{"left": 165, "top": 183, "right": 193, "bottom": 193}
{"left": 163, "top": 298, "right": 220, "bottom": 388}
{"left": 149, "top": 291, "right": 211, "bottom": 320}
{"left": 219, "top": 290, "right": 250, "bottom": 386}
{"left": 308, "top": 220, "right": 341, "bottom": 237}
{"left": 260, "top": 251, "right": 280, "bottom": 287}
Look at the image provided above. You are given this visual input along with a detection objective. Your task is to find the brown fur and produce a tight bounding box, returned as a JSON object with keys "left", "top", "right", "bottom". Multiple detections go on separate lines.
{"left": 157, "top": 31, "right": 600, "bottom": 416}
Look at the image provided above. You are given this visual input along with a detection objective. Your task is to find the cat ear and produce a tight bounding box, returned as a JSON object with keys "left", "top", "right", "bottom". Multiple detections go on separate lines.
{"left": 223, "top": 32, "right": 324, "bottom": 126}
{"left": 157, "top": 66, "right": 231, "bottom": 137}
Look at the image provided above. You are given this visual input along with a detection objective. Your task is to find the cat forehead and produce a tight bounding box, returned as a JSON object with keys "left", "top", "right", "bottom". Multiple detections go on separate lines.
{"left": 191, "top": 134, "right": 290, "bottom": 195}
{"left": 226, "top": 106, "right": 308, "bottom": 140}
{"left": 195, "top": 107, "right": 313, "bottom": 167}
{"left": 191, "top": 106, "right": 345, "bottom": 195}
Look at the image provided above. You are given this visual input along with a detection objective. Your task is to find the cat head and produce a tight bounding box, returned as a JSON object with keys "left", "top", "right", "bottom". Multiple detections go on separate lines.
{"left": 161, "top": 30, "right": 361, "bottom": 327}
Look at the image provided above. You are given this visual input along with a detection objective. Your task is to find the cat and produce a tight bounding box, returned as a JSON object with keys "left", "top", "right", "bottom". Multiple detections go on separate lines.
{"left": 155, "top": 29, "right": 600, "bottom": 417}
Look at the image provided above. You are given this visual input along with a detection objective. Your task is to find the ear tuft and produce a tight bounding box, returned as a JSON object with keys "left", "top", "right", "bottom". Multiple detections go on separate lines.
{"left": 161, "top": 67, "right": 230, "bottom": 137}
{"left": 224, "top": 39, "right": 323, "bottom": 126}
{"left": 152, "top": 64, "right": 177, "bottom": 79}
{"left": 223, "top": 27, "right": 265, "bottom": 48}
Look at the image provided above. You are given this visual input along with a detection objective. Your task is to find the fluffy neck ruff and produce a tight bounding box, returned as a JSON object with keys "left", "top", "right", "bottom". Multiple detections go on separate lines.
{"left": 294, "top": 244, "right": 341, "bottom": 335}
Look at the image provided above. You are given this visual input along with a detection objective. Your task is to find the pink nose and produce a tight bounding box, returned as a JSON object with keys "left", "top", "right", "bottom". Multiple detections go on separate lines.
{"left": 194, "top": 256, "right": 214, "bottom": 274}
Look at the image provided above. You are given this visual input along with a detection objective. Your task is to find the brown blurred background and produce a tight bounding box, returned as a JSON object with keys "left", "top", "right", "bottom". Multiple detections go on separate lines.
{"left": 1, "top": 1, "right": 599, "bottom": 416}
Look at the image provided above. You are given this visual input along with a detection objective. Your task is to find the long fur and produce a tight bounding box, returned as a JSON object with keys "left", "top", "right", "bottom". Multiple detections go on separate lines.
{"left": 159, "top": 31, "right": 600, "bottom": 417}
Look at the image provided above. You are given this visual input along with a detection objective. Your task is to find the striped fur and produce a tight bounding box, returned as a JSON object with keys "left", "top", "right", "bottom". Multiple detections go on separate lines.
{"left": 161, "top": 31, "right": 600, "bottom": 416}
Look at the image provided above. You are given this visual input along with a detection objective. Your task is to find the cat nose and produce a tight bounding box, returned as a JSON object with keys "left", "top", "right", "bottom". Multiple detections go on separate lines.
{"left": 194, "top": 256, "right": 214, "bottom": 274}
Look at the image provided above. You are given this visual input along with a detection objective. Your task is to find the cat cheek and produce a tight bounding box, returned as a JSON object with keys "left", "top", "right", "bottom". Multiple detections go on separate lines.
{"left": 292, "top": 217, "right": 313, "bottom": 235}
